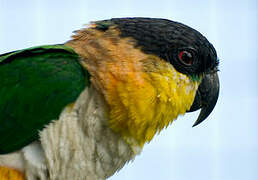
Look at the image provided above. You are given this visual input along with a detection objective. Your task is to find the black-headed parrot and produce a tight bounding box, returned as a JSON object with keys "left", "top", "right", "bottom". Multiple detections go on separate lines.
{"left": 0, "top": 18, "right": 219, "bottom": 180}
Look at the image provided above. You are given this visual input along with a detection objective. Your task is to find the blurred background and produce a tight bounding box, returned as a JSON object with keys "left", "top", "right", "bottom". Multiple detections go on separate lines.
{"left": 0, "top": 0, "right": 257, "bottom": 179}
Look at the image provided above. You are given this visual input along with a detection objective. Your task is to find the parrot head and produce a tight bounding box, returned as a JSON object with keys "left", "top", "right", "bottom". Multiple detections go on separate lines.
{"left": 101, "top": 18, "right": 220, "bottom": 127}
{"left": 67, "top": 17, "right": 219, "bottom": 147}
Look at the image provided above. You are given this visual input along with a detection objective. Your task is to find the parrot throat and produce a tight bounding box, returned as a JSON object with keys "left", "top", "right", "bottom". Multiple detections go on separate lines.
{"left": 66, "top": 25, "right": 200, "bottom": 149}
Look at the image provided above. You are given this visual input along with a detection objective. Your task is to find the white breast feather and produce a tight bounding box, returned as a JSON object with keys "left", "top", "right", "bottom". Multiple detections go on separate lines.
{"left": 40, "top": 86, "right": 135, "bottom": 180}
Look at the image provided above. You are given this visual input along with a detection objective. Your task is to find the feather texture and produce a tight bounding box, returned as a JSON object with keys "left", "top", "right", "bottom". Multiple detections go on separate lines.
{"left": 40, "top": 87, "right": 135, "bottom": 180}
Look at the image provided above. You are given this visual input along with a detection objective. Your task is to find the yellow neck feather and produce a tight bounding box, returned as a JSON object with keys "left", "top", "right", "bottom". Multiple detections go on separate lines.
{"left": 66, "top": 26, "right": 200, "bottom": 149}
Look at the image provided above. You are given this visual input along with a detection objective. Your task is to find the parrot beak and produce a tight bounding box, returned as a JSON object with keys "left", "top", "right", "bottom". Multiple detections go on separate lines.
{"left": 188, "top": 71, "right": 220, "bottom": 127}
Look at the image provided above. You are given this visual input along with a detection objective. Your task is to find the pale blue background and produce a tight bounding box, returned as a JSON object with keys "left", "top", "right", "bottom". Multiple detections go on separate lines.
{"left": 0, "top": 0, "right": 257, "bottom": 179}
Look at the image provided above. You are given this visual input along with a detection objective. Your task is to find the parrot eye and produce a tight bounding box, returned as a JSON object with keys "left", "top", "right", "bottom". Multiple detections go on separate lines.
{"left": 178, "top": 50, "right": 194, "bottom": 66}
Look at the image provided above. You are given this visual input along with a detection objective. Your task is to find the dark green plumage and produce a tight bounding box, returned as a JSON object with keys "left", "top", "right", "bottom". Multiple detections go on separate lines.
{"left": 0, "top": 45, "right": 89, "bottom": 154}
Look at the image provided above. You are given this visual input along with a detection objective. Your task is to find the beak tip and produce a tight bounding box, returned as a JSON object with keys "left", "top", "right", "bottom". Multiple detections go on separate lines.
{"left": 192, "top": 118, "right": 204, "bottom": 127}
{"left": 192, "top": 123, "right": 198, "bottom": 128}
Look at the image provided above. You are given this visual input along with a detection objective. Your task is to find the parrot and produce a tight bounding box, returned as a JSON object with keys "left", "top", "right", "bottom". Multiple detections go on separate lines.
{"left": 0, "top": 17, "right": 219, "bottom": 180}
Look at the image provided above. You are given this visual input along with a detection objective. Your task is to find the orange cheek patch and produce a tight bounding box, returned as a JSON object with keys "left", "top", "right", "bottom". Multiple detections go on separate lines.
{"left": 0, "top": 166, "right": 25, "bottom": 180}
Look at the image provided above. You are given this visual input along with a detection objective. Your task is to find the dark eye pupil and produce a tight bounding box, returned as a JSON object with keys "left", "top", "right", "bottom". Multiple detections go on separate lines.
{"left": 179, "top": 51, "right": 193, "bottom": 65}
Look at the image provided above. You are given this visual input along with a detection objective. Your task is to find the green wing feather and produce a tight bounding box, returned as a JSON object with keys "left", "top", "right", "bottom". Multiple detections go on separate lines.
{"left": 0, "top": 45, "right": 90, "bottom": 154}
